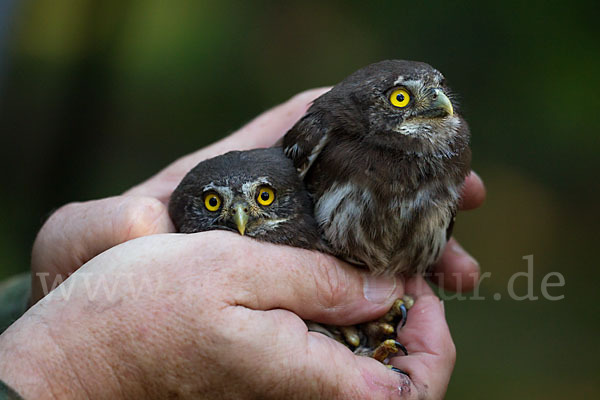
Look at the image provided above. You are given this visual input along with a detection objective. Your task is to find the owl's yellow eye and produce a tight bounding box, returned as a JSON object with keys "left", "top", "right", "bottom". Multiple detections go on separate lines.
{"left": 257, "top": 186, "right": 275, "bottom": 206}
{"left": 204, "top": 193, "right": 221, "bottom": 212}
{"left": 389, "top": 89, "right": 411, "bottom": 108}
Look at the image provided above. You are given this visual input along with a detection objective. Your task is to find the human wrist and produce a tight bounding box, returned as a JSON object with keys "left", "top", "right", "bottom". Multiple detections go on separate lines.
{"left": 0, "top": 310, "right": 132, "bottom": 399}
{"left": 0, "top": 316, "right": 70, "bottom": 399}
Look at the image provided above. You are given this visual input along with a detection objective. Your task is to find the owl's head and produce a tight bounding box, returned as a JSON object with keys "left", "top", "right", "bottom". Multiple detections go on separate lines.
{"left": 314, "top": 60, "right": 466, "bottom": 155}
{"left": 169, "top": 148, "right": 316, "bottom": 242}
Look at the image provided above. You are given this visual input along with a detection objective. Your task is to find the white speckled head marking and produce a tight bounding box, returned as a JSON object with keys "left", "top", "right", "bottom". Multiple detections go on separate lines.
{"left": 201, "top": 184, "right": 234, "bottom": 207}
{"left": 241, "top": 177, "right": 271, "bottom": 199}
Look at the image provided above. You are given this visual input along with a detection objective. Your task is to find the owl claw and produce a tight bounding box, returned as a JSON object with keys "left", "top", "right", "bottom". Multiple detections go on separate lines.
{"left": 379, "top": 296, "right": 413, "bottom": 330}
{"left": 397, "top": 295, "right": 415, "bottom": 329}
{"left": 308, "top": 296, "right": 414, "bottom": 364}
{"left": 388, "top": 366, "right": 410, "bottom": 377}
{"left": 397, "top": 302, "right": 408, "bottom": 329}
{"left": 359, "top": 296, "right": 413, "bottom": 363}
{"left": 394, "top": 340, "right": 409, "bottom": 356}
{"left": 372, "top": 339, "right": 408, "bottom": 362}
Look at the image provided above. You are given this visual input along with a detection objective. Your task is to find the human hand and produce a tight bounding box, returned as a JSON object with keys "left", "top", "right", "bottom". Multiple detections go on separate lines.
{"left": 30, "top": 88, "right": 485, "bottom": 304}
{"left": 3, "top": 231, "right": 454, "bottom": 399}
{"left": 19, "top": 87, "right": 484, "bottom": 399}
{"left": 29, "top": 88, "right": 330, "bottom": 304}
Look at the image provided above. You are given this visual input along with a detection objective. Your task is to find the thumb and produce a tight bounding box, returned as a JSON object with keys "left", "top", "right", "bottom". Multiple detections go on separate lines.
{"left": 31, "top": 196, "right": 174, "bottom": 304}
{"left": 186, "top": 231, "right": 403, "bottom": 325}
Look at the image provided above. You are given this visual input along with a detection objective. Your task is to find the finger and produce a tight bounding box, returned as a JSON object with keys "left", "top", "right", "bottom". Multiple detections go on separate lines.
{"left": 429, "top": 238, "right": 480, "bottom": 292}
{"left": 31, "top": 196, "right": 174, "bottom": 303}
{"left": 226, "top": 307, "right": 422, "bottom": 399}
{"left": 389, "top": 276, "right": 456, "bottom": 400}
{"left": 125, "top": 87, "right": 331, "bottom": 203}
{"left": 431, "top": 169, "right": 484, "bottom": 292}
{"left": 186, "top": 231, "right": 403, "bottom": 326}
{"left": 459, "top": 171, "right": 486, "bottom": 210}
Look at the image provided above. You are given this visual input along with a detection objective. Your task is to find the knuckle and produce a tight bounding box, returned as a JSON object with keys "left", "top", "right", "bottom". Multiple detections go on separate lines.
{"left": 312, "top": 253, "right": 351, "bottom": 310}
{"left": 48, "top": 202, "right": 82, "bottom": 225}
{"left": 446, "top": 338, "right": 457, "bottom": 367}
{"left": 36, "top": 202, "right": 83, "bottom": 240}
{"left": 117, "top": 196, "right": 169, "bottom": 239}
{"left": 32, "top": 201, "right": 85, "bottom": 267}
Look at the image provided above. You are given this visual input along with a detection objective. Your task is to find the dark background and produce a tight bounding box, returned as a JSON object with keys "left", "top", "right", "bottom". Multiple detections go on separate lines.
{"left": 1, "top": 1, "right": 598, "bottom": 398}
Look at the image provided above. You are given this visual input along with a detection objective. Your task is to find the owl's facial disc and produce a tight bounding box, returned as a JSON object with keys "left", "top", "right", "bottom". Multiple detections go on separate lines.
{"left": 362, "top": 80, "right": 463, "bottom": 155}
{"left": 383, "top": 83, "right": 459, "bottom": 143}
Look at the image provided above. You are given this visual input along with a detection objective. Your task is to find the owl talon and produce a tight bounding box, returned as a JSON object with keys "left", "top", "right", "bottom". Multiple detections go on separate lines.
{"left": 397, "top": 302, "right": 408, "bottom": 329}
{"left": 363, "top": 321, "right": 395, "bottom": 339}
{"left": 398, "top": 295, "right": 414, "bottom": 329}
{"left": 393, "top": 340, "right": 408, "bottom": 356}
{"left": 340, "top": 325, "right": 361, "bottom": 348}
{"left": 380, "top": 296, "right": 413, "bottom": 330}
{"left": 372, "top": 339, "right": 408, "bottom": 362}
{"left": 388, "top": 366, "right": 410, "bottom": 377}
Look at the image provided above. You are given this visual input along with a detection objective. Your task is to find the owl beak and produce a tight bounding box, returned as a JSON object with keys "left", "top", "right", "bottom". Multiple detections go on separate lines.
{"left": 233, "top": 203, "right": 249, "bottom": 235}
{"left": 430, "top": 89, "right": 454, "bottom": 117}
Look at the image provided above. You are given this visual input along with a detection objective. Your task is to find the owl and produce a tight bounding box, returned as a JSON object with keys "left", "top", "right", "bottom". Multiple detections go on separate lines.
{"left": 168, "top": 147, "right": 410, "bottom": 364}
{"left": 282, "top": 60, "right": 471, "bottom": 277}
{"left": 168, "top": 147, "right": 321, "bottom": 250}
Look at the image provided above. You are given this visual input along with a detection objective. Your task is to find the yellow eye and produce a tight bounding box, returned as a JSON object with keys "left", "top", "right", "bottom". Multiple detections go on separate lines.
{"left": 389, "top": 89, "right": 411, "bottom": 108}
{"left": 204, "top": 193, "right": 221, "bottom": 212}
{"left": 257, "top": 186, "right": 275, "bottom": 206}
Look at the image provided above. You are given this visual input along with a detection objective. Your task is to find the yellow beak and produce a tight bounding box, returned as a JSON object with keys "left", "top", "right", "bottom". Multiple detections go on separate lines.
{"left": 431, "top": 89, "right": 454, "bottom": 117}
{"left": 233, "top": 203, "right": 249, "bottom": 236}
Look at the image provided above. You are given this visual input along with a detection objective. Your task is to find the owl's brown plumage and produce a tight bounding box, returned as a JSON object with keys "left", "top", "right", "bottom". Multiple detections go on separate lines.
{"left": 282, "top": 60, "right": 471, "bottom": 276}
{"left": 168, "top": 148, "right": 322, "bottom": 250}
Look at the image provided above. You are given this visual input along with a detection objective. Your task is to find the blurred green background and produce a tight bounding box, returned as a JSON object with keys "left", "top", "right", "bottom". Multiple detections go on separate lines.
{"left": 0, "top": 0, "right": 598, "bottom": 398}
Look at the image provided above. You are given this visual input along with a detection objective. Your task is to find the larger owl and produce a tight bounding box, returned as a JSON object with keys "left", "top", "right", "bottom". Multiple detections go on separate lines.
{"left": 282, "top": 60, "right": 471, "bottom": 276}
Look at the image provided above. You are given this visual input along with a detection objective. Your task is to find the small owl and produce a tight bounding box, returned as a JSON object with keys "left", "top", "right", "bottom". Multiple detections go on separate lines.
{"left": 168, "top": 147, "right": 321, "bottom": 250}
{"left": 169, "top": 147, "right": 409, "bottom": 363}
{"left": 282, "top": 60, "right": 471, "bottom": 276}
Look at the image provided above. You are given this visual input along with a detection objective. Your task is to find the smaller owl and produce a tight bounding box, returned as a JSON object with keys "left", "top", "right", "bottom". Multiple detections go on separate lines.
{"left": 168, "top": 148, "right": 321, "bottom": 250}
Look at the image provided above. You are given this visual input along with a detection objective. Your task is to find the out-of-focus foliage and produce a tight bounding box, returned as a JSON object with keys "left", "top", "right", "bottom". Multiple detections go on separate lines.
{"left": 0, "top": 1, "right": 598, "bottom": 398}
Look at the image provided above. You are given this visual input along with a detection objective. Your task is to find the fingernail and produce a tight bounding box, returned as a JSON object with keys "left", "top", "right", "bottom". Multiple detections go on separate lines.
{"left": 363, "top": 275, "right": 397, "bottom": 304}
{"left": 440, "top": 299, "right": 445, "bottom": 314}
{"left": 450, "top": 241, "right": 479, "bottom": 269}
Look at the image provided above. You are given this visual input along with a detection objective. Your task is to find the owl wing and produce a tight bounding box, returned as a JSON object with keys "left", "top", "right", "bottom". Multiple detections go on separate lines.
{"left": 281, "top": 111, "right": 330, "bottom": 179}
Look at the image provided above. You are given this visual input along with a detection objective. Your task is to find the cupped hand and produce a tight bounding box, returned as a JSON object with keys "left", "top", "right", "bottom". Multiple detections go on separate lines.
{"left": 4, "top": 231, "right": 453, "bottom": 399}
{"left": 30, "top": 87, "right": 485, "bottom": 304}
